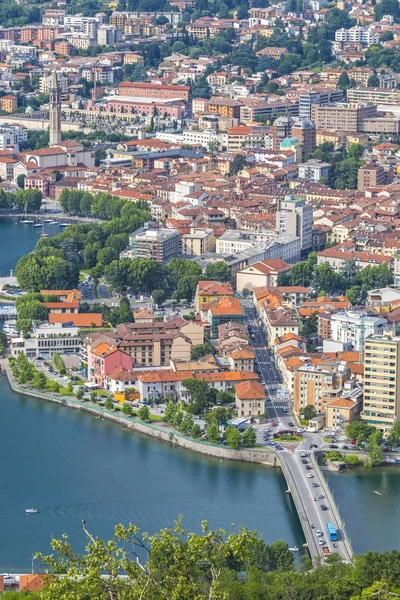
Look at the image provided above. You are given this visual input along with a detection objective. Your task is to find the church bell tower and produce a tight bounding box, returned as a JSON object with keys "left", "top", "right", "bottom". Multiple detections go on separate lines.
{"left": 49, "top": 70, "right": 61, "bottom": 147}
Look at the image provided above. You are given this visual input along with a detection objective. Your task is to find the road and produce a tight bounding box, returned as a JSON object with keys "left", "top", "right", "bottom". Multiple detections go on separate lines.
{"left": 243, "top": 302, "right": 354, "bottom": 562}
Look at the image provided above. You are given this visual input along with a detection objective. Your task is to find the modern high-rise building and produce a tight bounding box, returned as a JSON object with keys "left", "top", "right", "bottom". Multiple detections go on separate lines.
{"left": 276, "top": 196, "right": 313, "bottom": 254}
{"left": 362, "top": 335, "right": 400, "bottom": 432}
{"left": 49, "top": 70, "right": 61, "bottom": 147}
{"left": 129, "top": 223, "right": 181, "bottom": 263}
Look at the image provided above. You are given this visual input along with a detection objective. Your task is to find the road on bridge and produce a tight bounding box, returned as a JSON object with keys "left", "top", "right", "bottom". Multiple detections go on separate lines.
{"left": 243, "top": 302, "right": 354, "bottom": 563}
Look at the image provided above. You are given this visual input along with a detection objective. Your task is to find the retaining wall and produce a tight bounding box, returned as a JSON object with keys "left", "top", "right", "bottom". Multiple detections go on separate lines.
{"left": 2, "top": 368, "right": 277, "bottom": 467}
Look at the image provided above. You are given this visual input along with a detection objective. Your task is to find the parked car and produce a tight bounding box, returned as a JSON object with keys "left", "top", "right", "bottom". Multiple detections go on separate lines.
{"left": 321, "top": 505, "right": 328, "bottom": 511}
{"left": 288, "top": 422, "right": 294, "bottom": 427}
{"left": 310, "top": 444, "right": 318, "bottom": 449}
{"left": 301, "top": 459, "right": 308, "bottom": 464}
{"left": 329, "top": 444, "right": 339, "bottom": 449}
{"left": 306, "top": 464, "right": 312, "bottom": 470}
{"left": 272, "top": 422, "right": 278, "bottom": 427}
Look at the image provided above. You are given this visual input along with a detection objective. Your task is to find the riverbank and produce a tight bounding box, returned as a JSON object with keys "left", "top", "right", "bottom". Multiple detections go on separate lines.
{"left": 0, "top": 211, "right": 99, "bottom": 224}
{"left": 1, "top": 364, "right": 278, "bottom": 467}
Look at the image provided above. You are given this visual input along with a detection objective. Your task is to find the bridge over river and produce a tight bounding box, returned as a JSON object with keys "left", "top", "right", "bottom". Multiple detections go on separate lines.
{"left": 277, "top": 447, "right": 354, "bottom": 563}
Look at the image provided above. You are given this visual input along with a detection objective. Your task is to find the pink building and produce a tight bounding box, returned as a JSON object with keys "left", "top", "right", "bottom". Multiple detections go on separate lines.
{"left": 24, "top": 172, "right": 56, "bottom": 197}
{"left": 88, "top": 343, "right": 133, "bottom": 388}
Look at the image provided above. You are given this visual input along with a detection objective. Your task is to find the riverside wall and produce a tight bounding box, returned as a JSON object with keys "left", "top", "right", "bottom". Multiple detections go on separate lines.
{"left": 1, "top": 367, "right": 278, "bottom": 467}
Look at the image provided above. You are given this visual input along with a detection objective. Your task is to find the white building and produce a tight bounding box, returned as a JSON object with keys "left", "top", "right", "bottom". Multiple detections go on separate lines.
{"left": 39, "top": 74, "right": 69, "bottom": 94}
{"left": 298, "top": 160, "right": 330, "bottom": 182}
{"left": 0, "top": 124, "right": 27, "bottom": 151}
{"left": 335, "top": 26, "right": 380, "bottom": 45}
{"left": 276, "top": 195, "right": 313, "bottom": 253}
{"left": 11, "top": 321, "right": 81, "bottom": 359}
{"left": 329, "top": 310, "right": 388, "bottom": 351}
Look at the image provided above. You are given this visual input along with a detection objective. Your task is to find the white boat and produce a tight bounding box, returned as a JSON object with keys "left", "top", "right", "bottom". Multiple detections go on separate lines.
{"left": 58, "top": 222, "right": 69, "bottom": 227}
{"left": 26, "top": 508, "right": 39, "bottom": 514}
{"left": 374, "top": 490, "right": 382, "bottom": 495}
{"left": 289, "top": 546, "right": 299, "bottom": 552}
{"left": 48, "top": 221, "right": 58, "bottom": 225}
{"left": 20, "top": 201, "right": 34, "bottom": 224}
{"left": 33, "top": 223, "right": 43, "bottom": 228}
{"left": 43, "top": 218, "right": 53, "bottom": 223}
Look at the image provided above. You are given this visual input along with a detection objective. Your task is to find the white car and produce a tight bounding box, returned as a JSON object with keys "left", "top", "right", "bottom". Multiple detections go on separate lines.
{"left": 306, "top": 473, "right": 313, "bottom": 478}
{"left": 318, "top": 540, "right": 325, "bottom": 545}
{"left": 316, "top": 532, "right": 323, "bottom": 537}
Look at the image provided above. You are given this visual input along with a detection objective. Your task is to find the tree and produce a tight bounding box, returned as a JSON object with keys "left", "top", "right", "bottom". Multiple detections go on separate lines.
{"left": 90, "top": 391, "right": 97, "bottom": 403}
{"left": 35, "top": 521, "right": 304, "bottom": 600}
{"left": 242, "top": 426, "right": 256, "bottom": 446}
{"left": 16, "top": 174, "right": 26, "bottom": 189}
{"left": 268, "top": 540, "right": 295, "bottom": 572}
{"left": 346, "top": 420, "right": 376, "bottom": 446}
{"left": 76, "top": 387, "right": 84, "bottom": 400}
{"left": 33, "top": 371, "right": 47, "bottom": 390}
{"left": 367, "top": 74, "right": 380, "bottom": 87}
{"left": 207, "top": 422, "right": 220, "bottom": 443}
{"left": 104, "top": 397, "right": 114, "bottom": 410}
{"left": 179, "top": 413, "right": 194, "bottom": 434}
{"left": 302, "top": 405, "right": 316, "bottom": 420}
{"left": 164, "top": 401, "right": 177, "bottom": 423}
{"left": 225, "top": 424, "right": 241, "bottom": 449}
{"left": 138, "top": 405, "right": 150, "bottom": 421}
{"left": 67, "top": 381, "right": 73, "bottom": 394}
{"left": 338, "top": 71, "right": 350, "bottom": 91}
{"left": 346, "top": 285, "right": 362, "bottom": 305}
{"left": 190, "top": 343, "right": 215, "bottom": 360}
{"left": 182, "top": 378, "right": 216, "bottom": 413}
{"left": 230, "top": 154, "right": 246, "bottom": 175}
{"left": 152, "top": 289, "right": 166, "bottom": 306}
{"left": 205, "top": 261, "right": 231, "bottom": 283}
{"left": 122, "top": 402, "right": 133, "bottom": 416}
{"left": 191, "top": 423, "right": 201, "bottom": 438}
{"left": 369, "top": 431, "right": 384, "bottom": 465}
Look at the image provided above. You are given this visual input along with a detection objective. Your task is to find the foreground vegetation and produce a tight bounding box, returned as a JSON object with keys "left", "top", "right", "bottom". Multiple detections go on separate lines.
{"left": 6, "top": 520, "right": 400, "bottom": 599}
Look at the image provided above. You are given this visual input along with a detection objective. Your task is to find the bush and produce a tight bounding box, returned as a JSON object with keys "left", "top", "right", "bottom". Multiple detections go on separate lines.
{"left": 346, "top": 454, "right": 360, "bottom": 466}
{"left": 53, "top": 353, "right": 64, "bottom": 372}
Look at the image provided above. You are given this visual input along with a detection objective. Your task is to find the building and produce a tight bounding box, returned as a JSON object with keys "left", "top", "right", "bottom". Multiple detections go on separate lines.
{"left": 0, "top": 124, "right": 27, "bottom": 151}
{"left": 11, "top": 321, "right": 81, "bottom": 359}
{"left": 195, "top": 280, "right": 234, "bottom": 312}
{"left": 358, "top": 162, "right": 387, "bottom": 191}
{"left": 204, "top": 297, "right": 244, "bottom": 338}
{"left": 129, "top": 223, "right": 181, "bottom": 263}
{"left": 298, "top": 160, "right": 330, "bottom": 182}
{"left": 118, "top": 81, "right": 190, "bottom": 101}
{"left": 182, "top": 227, "right": 214, "bottom": 256}
{"left": 293, "top": 361, "right": 351, "bottom": 415}
{"left": 39, "top": 73, "right": 68, "bottom": 94}
{"left": 0, "top": 95, "right": 17, "bottom": 113}
{"left": 235, "top": 380, "right": 266, "bottom": 418}
{"left": 311, "top": 103, "right": 377, "bottom": 132}
{"left": 236, "top": 259, "right": 292, "bottom": 291}
{"left": 88, "top": 343, "right": 133, "bottom": 388}
{"left": 327, "top": 311, "right": 388, "bottom": 352}
{"left": 276, "top": 195, "right": 313, "bottom": 253}
{"left": 97, "top": 24, "right": 122, "bottom": 45}
{"left": 362, "top": 335, "right": 400, "bottom": 432}
{"left": 347, "top": 87, "right": 400, "bottom": 106}
{"left": 49, "top": 70, "right": 61, "bottom": 147}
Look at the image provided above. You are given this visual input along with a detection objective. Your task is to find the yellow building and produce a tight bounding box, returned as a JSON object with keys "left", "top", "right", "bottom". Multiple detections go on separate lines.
{"left": 362, "top": 336, "right": 400, "bottom": 433}
{"left": 0, "top": 95, "right": 17, "bottom": 113}
{"left": 194, "top": 280, "right": 234, "bottom": 312}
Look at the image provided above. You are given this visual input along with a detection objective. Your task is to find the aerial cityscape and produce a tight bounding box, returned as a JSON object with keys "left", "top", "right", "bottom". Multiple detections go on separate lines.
{"left": 2, "top": 0, "right": 400, "bottom": 595}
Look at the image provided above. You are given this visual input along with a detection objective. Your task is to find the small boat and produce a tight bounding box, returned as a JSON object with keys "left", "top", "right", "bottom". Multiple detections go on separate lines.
{"left": 33, "top": 223, "right": 43, "bottom": 228}
{"left": 20, "top": 201, "right": 34, "bottom": 224}
{"left": 43, "top": 218, "right": 53, "bottom": 223}
{"left": 26, "top": 508, "right": 39, "bottom": 514}
{"left": 374, "top": 490, "right": 382, "bottom": 495}
{"left": 58, "top": 222, "right": 69, "bottom": 227}
{"left": 289, "top": 546, "right": 299, "bottom": 552}
{"left": 40, "top": 231, "right": 48, "bottom": 238}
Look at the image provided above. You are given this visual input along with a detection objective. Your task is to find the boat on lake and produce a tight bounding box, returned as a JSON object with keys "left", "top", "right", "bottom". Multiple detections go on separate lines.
{"left": 25, "top": 508, "right": 39, "bottom": 514}
{"left": 58, "top": 223, "right": 69, "bottom": 227}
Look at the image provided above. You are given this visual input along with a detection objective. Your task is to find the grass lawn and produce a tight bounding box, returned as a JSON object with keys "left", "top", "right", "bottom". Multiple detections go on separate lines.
{"left": 73, "top": 377, "right": 85, "bottom": 385}
{"left": 274, "top": 435, "right": 305, "bottom": 442}
{"left": 299, "top": 418, "right": 309, "bottom": 426}
{"left": 323, "top": 437, "right": 334, "bottom": 442}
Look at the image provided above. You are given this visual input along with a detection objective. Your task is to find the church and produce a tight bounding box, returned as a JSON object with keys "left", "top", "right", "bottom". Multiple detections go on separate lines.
{"left": 20, "top": 71, "right": 95, "bottom": 172}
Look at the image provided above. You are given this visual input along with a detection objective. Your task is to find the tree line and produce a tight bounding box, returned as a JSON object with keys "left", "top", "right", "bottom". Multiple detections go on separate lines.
{"left": 0, "top": 188, "right": 42, "bottom": 212}
{"left": 19, "top": 520, "right": 400, "bottom": 599}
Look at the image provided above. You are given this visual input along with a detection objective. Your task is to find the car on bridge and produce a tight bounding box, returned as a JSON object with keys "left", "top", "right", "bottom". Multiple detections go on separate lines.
{"left": 312, "top": 482, "right": 319, "bottom": 487}
{"left": 306, "top": 473, "right": 313, "bottom": 478}
{"left": 321, "top": 505, "right": 328, "bottom": 511}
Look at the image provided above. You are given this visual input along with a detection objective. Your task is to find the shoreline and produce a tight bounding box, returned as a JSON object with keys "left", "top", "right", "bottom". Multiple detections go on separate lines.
{"left": 1, "top": 364, "right": 278, "bottom": 467}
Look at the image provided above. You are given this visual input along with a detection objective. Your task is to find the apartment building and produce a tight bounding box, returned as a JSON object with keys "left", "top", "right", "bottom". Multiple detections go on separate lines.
{"left": 311, "top": 103, "right": 377, "bottom": 132}
{"left": 235, "top": 381, "right": 266, "bottom": 418}
{"left": 129, "top": 224, "right": 181, "bottom": 263}
{"left": 298, "top": 160, "right": 330, "bottom": 182}
{"left": 293, "top": 361, "right": 351, "bottom": 415}
{"left": 11, "top": 322, "right": 81, "bottom": 359}
{"left": 362, "top": 335, "right": 400, "bottom": 432}
{"left": 328, "top": 311, "right": 388, "bottom": 351}
{"left": 208, "top": 98, "right": 241, "bottom": 119}
{"left": 358, "top": 162, "right": 388, "bottom": 191}
{"left": 226, "top": 125, "right": 273, "bottom": 152}
{"left": 276, "top": 195, "right": 313, "bottom": 253}
{"left": 118, "top": 81, "right": 190, "bottom": 101}
{"left": 335, "top": 26, "right": 379, "bottom": 45}
{"left": 347, "top": 87, "right": 400, "bottom": 106}
{"left": 182, "top": 227, "right": 214, "bottom": 256}
{"left": 115, "top": 320, "right": 204, "bottom": 366}
{"left": 0, "top": 95, "right": 16, "bottom": 113}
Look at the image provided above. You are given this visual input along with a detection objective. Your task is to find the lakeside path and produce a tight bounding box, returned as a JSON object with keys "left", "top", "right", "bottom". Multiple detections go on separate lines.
{"left": 0, "top": 361, "right": 277, "bottom": 467}
{"left": 0, "top": 211, "right": 100, "bottom": 224}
